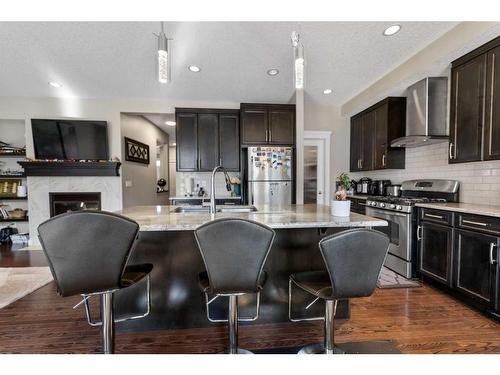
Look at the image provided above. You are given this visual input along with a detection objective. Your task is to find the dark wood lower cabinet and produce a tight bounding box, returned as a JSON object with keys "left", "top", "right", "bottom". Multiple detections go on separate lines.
{"left": 454, "top": 229, "right": 499, "bottom": 308}
{"left": 419, "top": 221, "right": 453, "bottom": 286}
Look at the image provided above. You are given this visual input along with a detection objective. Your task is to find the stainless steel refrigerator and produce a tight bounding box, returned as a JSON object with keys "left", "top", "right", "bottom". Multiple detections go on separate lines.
{"left": 247, "top": 146, "right": 293, "bottom": 209}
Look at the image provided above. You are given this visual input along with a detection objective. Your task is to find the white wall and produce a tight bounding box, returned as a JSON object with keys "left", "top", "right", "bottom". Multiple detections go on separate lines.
{"left": 304, "top": 94, "right": 348, "bottom": 200}
{"left": 121, "top": 114, "right": 169, "bottom": 208}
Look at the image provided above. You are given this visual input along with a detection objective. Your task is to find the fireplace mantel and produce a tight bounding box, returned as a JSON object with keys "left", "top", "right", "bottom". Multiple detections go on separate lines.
{"left": 18, "top": 161, "right": 121, "bottom": 177}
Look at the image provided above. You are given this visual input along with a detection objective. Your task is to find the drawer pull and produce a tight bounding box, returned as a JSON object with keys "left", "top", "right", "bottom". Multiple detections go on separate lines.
{"left": 358, "top": 203, "right": 366, "bottom": 206}
{"left": 462, "top": 219, "right": 488, "bottom": 227}
{"left": 417, "top": 225, "right": 422, "bottom": 240}
{"left": 490, "top": 243, "right": 497, "bottom": 265}
{"left": 425, "top": 213, "right": 444, "bottom": 220}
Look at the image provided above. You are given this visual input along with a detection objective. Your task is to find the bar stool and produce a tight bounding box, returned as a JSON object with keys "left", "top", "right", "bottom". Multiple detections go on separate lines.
{"left": 194, "top": 218, "right": 275, "bottom": 354}
{"left": 289, "top": 228, "right": 389, "bottom": 354}
{"left": 38, "top": 211, "right": 153, "bottom": 354}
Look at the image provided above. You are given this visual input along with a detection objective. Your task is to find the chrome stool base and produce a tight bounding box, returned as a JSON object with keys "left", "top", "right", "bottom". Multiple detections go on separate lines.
{"left": 225, "top": 348, "right": 254, "bottom": 354}
{"left": 298, "top": 343, "right": 345, "bottom": 354}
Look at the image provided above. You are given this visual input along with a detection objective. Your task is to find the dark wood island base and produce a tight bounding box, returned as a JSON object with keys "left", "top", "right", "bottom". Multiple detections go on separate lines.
{"left": 113, "top": 227, "right": 355, "bottom": 333}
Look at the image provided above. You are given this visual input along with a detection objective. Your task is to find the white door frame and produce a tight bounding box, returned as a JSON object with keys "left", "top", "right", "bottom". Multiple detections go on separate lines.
{"left": 303, "top": 130, "right": 331, "bottom": 205}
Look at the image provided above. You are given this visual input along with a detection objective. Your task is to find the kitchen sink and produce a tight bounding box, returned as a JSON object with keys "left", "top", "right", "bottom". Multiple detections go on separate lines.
{"left": 173, "top": 205, "right": 257, "bottom": 213}
{"left": 218, "top": 206, "right": 258, "bottom": 213}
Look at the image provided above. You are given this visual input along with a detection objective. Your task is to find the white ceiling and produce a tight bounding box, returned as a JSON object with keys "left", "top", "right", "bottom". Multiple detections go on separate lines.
{"left": 141, "top": 113, "right": 176, "bottom": 142}
{"left": 0, "top": 22, "right": 458, "bottom": 106}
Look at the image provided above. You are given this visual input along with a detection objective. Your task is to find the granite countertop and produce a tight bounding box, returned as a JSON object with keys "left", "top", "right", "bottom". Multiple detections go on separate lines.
{"left": 118, "top": 204, "right": 388, "bottom": 231}
{"left": 169, "top": 196, "right": 241, "bottom": 200}
{"left": 416, "top": 202, "right": 500, "bottom": 218}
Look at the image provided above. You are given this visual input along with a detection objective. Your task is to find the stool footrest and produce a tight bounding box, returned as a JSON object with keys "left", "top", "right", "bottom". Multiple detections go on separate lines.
{"left": 288, "top": 277, "right": 325, "bottom": 322}
{"left": 79, "top": 273, "right": 151, "bottom": 327}
{"left": 204, "top": 291, "right": 261, "bottom": 323}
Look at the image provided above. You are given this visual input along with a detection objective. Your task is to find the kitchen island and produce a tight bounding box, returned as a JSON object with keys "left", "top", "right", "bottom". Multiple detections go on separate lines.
{"left": 113, "top": 204, "right": 387, "bottom": 332}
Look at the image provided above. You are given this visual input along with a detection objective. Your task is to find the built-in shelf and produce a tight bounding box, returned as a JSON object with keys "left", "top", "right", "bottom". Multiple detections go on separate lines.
{"left": 0, "top": 152, "right": 26, "bottom": 157}
{"left": 0, "top": 196, "right": 28, "bottom": 200}
{"left": 0, "top": 217, "right": 29, "bottom": 223}
{"left": 0, "top": 174, "right": 26, "bottom": 179}
{"left": 18, "top": 161, "right": 121, "bottom": 177}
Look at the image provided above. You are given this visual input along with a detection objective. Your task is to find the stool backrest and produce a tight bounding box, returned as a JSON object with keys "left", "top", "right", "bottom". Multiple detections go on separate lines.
{"left": 194, "top": 218, "right": 275, "bottom": 294}
{"left": 38, "top": 211, "right": 139, "bottom": 297}
{"left": 319, "top": 229, "right": 389, "bottom": 299}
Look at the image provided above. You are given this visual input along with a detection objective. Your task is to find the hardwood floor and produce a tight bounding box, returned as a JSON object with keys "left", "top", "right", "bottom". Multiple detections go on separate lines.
{"left": 0, "top": 275, "right": 498, "bottom": 354}
{"left": 0, "top": 243, "right": 48, "bottom": 267}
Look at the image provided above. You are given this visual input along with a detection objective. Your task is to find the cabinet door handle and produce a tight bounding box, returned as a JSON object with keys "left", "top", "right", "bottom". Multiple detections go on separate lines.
{"left": 462, "top": 219, "right": 488, "bottom": 227}
{"left": 265, "top": 128, "right": 269, "bottom": 143}
{"left": 490, "top": 243, "right": 497, "bottom": 265}
{"left": 382, "top": 154, "right": 386, "bottom": 167}
{"left": 449, "top": 142, "right": 454, "bottom": 160}
{"left": 425, "top": 213, "right": 444, "bottom": 220}
{"left": 417, "top": 225, "right": 422, "bottom": 240}
{"left": 360, "top": 159, "right": 363, "bottom": 169}
{"left": 269, "top": 127, "right": 272, "bottom": 142}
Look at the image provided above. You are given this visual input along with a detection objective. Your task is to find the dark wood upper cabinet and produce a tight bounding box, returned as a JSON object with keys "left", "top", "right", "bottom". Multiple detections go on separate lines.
{"left": 361, "top": 111, "right": 375, "bottom": 171}
{"left": 240, "top": 103, "right": 295, "bottom": 146}
{"left": 449, "top": 55, "right": 486, "bottom": 163}
{"left": 350, "top": 116, "right": 363, "bottom": 172}
{"left": 349, "top": 97, "right": 405, "bottom": 172}
{"left": 449, "top": 35, "right": 500, "bottom": 163}
{"left": 241, "top": 106, "right": 268, "bottom": 144}
{"left": 197, "top": 113, "right": 219, "bottom": 171}
{"left": 269, "top": 109, "right": 295, "bottom": 145}
{"left": 219, "top": 114, "right": 240, "bottom": 171}
{"left": 485, "top": 45, "right": 500, "bottom": 160}
{"left": 176, "top": 113, "right": 198, "bottom": 171}
{"left": 176, "top": 108, "right": 240, "bottom": 172}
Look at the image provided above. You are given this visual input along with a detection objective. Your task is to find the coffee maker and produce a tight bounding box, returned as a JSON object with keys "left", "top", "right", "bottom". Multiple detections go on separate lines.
{"left": 370, "top": 180, "right": 392, "bottom": 196}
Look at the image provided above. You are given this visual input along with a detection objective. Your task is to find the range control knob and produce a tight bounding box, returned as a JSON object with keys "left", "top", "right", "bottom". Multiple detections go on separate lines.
{"left": 390, "top": 204, "right": 396, "bottom": 209}
{"left": 370, "top": 202, "right": 377, "bottom": 206}
{"left": 396, "top": 205, "right": 403, "bottom": 210}
{"left": 380, "top": 203, "right": 385, "bottom": 208}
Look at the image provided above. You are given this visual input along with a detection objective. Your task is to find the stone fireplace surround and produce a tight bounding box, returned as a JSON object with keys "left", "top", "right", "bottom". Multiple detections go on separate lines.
{"left": 28, "top": 176, "right": 121, "bottom": 245}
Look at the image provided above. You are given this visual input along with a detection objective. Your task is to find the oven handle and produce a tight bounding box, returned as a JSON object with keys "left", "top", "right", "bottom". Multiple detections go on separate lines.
{"left": 366, "top": 207, "right": 409, "bottom": 219}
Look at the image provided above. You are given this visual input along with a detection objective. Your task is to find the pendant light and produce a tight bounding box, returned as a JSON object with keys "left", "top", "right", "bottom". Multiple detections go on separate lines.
{"left": 157, "top": 22, "right": 170, "bottom": 84}
{"left": 291, "top": 31, "right": 304, "bottom": 89}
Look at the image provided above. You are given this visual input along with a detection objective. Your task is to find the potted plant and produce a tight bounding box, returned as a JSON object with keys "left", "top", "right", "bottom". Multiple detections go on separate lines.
{"left": 331, "top": 173, "right": 352, "bottom": 216}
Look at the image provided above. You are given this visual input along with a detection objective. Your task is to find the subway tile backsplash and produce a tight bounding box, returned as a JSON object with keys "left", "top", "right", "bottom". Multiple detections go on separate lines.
{"left": 350, "top": 142, "right": 500, "bottom": 206}
{"left": 176, "top": 172, "right": 241, "bottom": 197}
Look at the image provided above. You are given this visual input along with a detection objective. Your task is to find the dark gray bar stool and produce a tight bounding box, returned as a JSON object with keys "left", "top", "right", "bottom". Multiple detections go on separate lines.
{"left": 38, "top": 211, "right": 153, "bottom": 354}
{"left": 194, "top": 218, "right": 275, "bottom": 354}
{"left": 289, "top": 228, "right": 389, "bottom": 354}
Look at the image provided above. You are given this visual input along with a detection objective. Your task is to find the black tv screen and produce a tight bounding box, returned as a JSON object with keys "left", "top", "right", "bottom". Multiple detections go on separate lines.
{"left": 31, "top": 119, "right": 109, "bottom": 160}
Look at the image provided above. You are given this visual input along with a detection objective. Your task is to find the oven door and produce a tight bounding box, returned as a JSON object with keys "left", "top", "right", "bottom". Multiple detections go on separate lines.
{"left": 366, "top": 207, "right": 411, "bottom": 261}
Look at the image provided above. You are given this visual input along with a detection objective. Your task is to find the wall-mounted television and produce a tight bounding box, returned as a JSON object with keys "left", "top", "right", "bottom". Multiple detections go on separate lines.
{"left": 31, "top": 119, "right": 109, "bottom": 160}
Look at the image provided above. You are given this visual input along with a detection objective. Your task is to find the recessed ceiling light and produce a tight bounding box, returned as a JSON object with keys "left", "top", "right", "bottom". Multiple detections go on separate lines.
{"left": 188, "top": 65, "right": 201, "bottom": 73}
{"left": 49, "top": 81, "right": 62, "bottom": 88}
{"left": 323, "top": 89, "right": 333, "bottom": 95}
{"left": 383, "top": 25, "right": 401, "bottom": 36}
{"left": 165, "top": 121, "right": 176, "bottom": 126}
{"left": 267, "top": 69, "right": 279, "bottom": 76}
{"left": 172, "top": 142, "right": 176, "bottom": 146}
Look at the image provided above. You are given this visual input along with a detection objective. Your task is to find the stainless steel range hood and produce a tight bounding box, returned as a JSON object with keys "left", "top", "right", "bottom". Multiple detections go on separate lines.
{"left": 391, "top": 77, "right": 448, "bottom": 148}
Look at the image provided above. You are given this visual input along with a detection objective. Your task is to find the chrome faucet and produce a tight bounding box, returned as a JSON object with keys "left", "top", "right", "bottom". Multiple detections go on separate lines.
{"left": 209, "top": 165, "right": 231, "bottom": 214}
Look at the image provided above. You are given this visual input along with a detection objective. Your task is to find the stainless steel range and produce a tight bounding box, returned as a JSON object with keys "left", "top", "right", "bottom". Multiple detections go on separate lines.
{"left": 366, "top": 179, "right": 460, "bottom": 278}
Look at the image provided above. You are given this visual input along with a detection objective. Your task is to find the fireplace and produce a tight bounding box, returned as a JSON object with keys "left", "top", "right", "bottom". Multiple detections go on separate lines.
{"left": 49, "top": 192, "right": 102, "bottom": 217}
